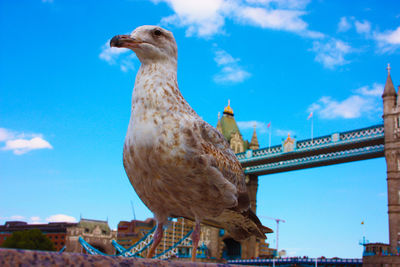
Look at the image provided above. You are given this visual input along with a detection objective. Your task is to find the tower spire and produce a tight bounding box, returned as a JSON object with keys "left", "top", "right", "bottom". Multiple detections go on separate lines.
{"left": 223, "top": 99, "right": 234, "bottom": 116}
{"left": 249, "top": 124, "right": 259, "bottom": 150}
{"left": 383, "top": 63, "right": 396, "bottom": 98}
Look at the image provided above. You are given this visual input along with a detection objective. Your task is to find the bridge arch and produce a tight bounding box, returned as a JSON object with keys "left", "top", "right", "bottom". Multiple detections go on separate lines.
{"left": 87, "top": 242, "right": 107, "bottom": 254}
{"left": 222, "top": 237, "right": 241, "bottom": 260}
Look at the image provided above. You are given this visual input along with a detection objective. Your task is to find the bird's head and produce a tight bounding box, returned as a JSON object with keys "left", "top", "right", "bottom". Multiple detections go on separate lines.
{"left": 110, "top": 25, "right": 177, "bottom": 65}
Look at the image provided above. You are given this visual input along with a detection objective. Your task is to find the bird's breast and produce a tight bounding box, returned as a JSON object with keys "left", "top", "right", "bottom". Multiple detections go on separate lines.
{"left": 124, "top": 108, "right": 188, "bottom": 168}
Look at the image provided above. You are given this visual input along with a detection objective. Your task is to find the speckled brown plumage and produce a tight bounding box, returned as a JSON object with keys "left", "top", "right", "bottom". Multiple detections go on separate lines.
{"left": 110, "top": 25, "right": 271, "bottom": 259}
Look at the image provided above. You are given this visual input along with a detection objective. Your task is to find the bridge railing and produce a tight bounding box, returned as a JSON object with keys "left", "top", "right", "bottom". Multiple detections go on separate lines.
{"left": 236, "top": 145, "right": 282, "bottom": 160}
{"left": 339, "top": 124, "right": 384, "bottom": 141}
{"left": 238, "top": 124, "right": 384, "bottom": 162}
{"left": 244, "top": 144, "right": 384, "bottom": 174}
{"left": 228, "top": 258, "right": 362, "bottom": 265}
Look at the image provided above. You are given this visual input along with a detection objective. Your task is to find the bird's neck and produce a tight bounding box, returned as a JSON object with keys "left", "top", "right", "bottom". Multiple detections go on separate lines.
{"left": 132, "top": 61, "right": 182, "bottom": 112}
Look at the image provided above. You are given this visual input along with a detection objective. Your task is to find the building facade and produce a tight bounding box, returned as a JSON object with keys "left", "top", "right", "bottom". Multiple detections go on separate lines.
{"left": 0, "top": 221, "right": 77, "bottom": 251}
{"left": 216, "top": 101, "right": 276, "bottom": 260}
{"left": 66, "top": 218, "right": 117, "bottom": 254}
{"left": 117, "top": 218, "right": 156, "bottom": 248}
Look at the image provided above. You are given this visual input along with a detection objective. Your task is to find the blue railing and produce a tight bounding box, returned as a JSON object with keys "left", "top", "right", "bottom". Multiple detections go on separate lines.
{"left": 229, "top": 258, "right": 362, "bottom": 266}
{"left": 154, "top": 229, "right": 193, "bottom": 258}
{"left": 111, "top": 225, "right": 156, "bottom": 255}
{"left": 238, "top": 124, "right": 384, "bottom": 164}
{"left": 244, "top": 144, "right": 384, "bottom": 174}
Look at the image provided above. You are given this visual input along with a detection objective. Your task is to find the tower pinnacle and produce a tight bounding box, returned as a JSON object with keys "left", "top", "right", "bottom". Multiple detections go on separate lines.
{"left": 223, "top": 99, "right": 234, "bottom": 116}
{"left": 249, "top": 124, "right": 259, "bottom": 150}
{"left": 383, "top": 64, "right": 397, "bottom": 98}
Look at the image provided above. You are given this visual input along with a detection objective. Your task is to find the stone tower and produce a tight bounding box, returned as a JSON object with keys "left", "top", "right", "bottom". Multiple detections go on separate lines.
{"left": 216, "top": 101, "right": 267, "bottom": 259}
{"left": 216, "top": 100, "right": 249, "bottom": 153}
{"left": 382, "top": 64, "right": 400, "bottom": 253}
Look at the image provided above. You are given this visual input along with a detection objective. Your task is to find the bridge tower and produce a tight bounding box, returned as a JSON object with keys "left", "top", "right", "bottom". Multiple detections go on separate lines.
{"left": 382, "top": 64, "right": 400, "bottom": 253}
{"left": 216, "top": 102, "right": 263, "bottom": 259}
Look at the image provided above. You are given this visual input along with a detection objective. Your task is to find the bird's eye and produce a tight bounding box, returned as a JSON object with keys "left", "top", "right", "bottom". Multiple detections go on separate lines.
{"left": 154, "top": 30, "right": 162, "bottom": 37}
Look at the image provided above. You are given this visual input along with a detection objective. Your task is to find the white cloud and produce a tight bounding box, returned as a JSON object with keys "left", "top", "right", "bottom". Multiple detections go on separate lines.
{"left": 99, "top": 41, "right": 136, "bottom": 72}
{"left": 237, "top": 120, "right": 268, "bottom": 133}
{"left": 337, "top": 17, "right": 351, "bottom": 32}
{"left": 157, "top": 0, "right": 226, "bottom": 37}
{"left": 374, "top": 26, "right": 400, "bottom": 53}
{"left": 154, "top": 0, "right": 322, "bottom": 38}
{"left": 30, "top": 216, "right": 44, "bottom": 224}
{"left": 355, "top": 20, "right": 371, "bottom": 35}
{"left": 213, "top": 48, "right": 250, "bottom": 83}
{"left": 10, "top": 215, "right": 26, "bottom": 220}
{"left": 355, "top": 83, "right": 383, "bottom": 97}
{"left": 214, "top": 49, "right": 237, "bottom": 65}
{"left": 1, "top": 214, "right": 77, "bottom": 224}
{"left": 0, "top": 128, "right": 15, "bottom": 142}
{"left": 311, "top": 38, "right": 352, "bottom": 69}
{"left": 99, "top": 43, "right": 129, "bottom": 64}
{"left": 46, "top": 214, "right": 77, "bottom": 223}
{"left": 0, "top": 128, "right": 53, "bottom": 155}
{"left": 308, "top": 83, "right": 382, "bottom": 119}
{"left": 309, "top": 95, "right": 371, "bottom": 119}
{"left": 234, "top": 7, "right": 307, "bottom": 32}
{"left": 343, "top": 17, "right": 400, "bottom": 53}
{"left": 3, "top": 137, "right": 53, "bottom": 155}
{"left": 214, "top": 66, "right": 251, "bottom": 83}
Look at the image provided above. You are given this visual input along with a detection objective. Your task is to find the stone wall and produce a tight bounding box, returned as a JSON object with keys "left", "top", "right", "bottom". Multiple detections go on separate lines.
{"left": 0, "top": 248, "right": 239, "bottom": 267}
{"left": 363, "top": 255, "right": 400, "bottom": 267}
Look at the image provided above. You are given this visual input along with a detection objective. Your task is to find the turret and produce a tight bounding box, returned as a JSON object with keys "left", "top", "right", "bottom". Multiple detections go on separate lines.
{"left": 381, "top": 64, "right": 400, "bottom": 254}
{"left": 383, "top": 64, "right": 397, "bottom": 114}
{"left": 383, "top": 64, "right": 398, "bottom": 144}
{"left": 249, "top": 125, "right": 259, "bottom": 150}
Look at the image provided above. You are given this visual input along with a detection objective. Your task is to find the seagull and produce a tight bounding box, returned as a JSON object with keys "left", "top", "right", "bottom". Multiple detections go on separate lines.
{"left": 110, "top": 25, "right": 272, "bottom": 261}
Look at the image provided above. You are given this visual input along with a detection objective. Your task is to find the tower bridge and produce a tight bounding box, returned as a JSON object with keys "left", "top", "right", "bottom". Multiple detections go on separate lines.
{"left": 238, "top": 124, "right": 384, "bottom": 175}
{"left": 220, "top": 67, "right": 399, "bottom": 261}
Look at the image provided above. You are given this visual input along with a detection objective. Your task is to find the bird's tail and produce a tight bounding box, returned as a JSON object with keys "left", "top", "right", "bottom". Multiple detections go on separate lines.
{"left": 204, "top": 209, "right": 273, "bottom": 240}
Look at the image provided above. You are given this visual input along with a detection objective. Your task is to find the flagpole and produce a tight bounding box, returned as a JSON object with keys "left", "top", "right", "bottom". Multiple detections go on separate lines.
{"left": 269, "top": 126, "right": 271, "bottom": 152}
{"left": 311, "top": 115, "right": 314, "bottom": 142}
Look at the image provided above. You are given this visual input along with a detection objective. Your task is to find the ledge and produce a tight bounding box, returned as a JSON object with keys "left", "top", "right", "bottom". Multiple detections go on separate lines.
{"left": 0, "top": 249, "right": 237, "bottom": 267}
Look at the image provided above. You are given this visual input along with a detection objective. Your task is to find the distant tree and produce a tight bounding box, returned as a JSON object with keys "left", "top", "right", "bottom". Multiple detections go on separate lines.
{"left": 1, "top": 229, "right": 55, "bottom": 251}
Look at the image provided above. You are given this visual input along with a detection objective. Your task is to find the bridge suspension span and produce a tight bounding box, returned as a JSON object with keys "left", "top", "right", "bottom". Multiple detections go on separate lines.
{"left": 78, "top": 218, "right": 207, "bottom": 259}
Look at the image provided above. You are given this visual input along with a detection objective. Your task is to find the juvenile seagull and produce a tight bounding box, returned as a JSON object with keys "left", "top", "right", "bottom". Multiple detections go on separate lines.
{"left": 110, "top": 25, "right": 272, "bottom": 261}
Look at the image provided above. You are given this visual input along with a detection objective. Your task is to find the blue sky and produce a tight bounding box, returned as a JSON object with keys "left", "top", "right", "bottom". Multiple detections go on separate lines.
{"left": 0, "top": 0, "right": 399, "bottom": 259}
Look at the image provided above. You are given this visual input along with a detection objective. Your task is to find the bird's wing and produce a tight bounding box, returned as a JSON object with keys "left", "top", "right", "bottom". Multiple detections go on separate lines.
{"left": 180, "top": 118, "right": 273, "bottom": 240}
{"left": 199, "top": 120, "right": 245, "bottom": 187}
{"left": 187, "top": 119, "right": 250, "bottom": 210}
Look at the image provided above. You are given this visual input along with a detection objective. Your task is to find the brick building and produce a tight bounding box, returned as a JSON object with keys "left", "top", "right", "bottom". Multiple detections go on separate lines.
{"left": 117, "top": 218, "right": 156, "bottom": 249}
{"left": 0, "top": 221, "right": 77, "bottom": 251}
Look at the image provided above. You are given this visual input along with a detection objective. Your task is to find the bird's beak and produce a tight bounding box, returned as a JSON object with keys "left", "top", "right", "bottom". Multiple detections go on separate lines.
{"left": 110, "top": 34, "right": 141, "bottom": 49}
